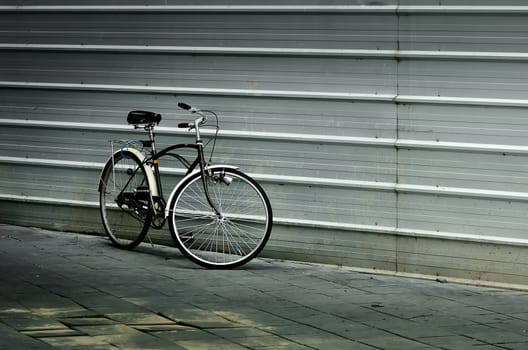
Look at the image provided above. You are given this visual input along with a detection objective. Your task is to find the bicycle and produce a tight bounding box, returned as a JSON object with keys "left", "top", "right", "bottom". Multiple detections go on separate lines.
{"left": 98, "top": 102, "right": 273, "bottom": 269}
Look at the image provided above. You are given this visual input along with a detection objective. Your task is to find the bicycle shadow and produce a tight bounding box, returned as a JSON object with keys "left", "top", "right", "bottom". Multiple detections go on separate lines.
{"left": 105, "top": 240, "right": 276, "bottom": 270}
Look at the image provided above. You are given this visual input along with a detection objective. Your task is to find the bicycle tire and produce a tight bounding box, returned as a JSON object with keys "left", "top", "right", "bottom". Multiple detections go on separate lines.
{"left": 168, "top": 168, "right": 272, "bottom": 269}
{"left": 99, "top": 150, "right": 151, "bottom": 249}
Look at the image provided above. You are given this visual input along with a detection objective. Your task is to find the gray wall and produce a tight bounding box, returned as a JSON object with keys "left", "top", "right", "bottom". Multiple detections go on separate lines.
{"left": 2, "top": 2, "right": 528, "bottom": 284}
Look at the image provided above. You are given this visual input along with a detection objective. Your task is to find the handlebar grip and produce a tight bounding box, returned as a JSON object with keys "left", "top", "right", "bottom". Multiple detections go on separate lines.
{"left": 178, "top": 122, "right": 191, "bottom": 128}
{"left": 178, "top": 102, "right": 192, "bottom": 111}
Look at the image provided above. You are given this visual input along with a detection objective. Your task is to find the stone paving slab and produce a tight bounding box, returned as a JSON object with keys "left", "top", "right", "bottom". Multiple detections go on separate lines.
{"left": 1, "top": 224, "right": 528, "bottom": 349}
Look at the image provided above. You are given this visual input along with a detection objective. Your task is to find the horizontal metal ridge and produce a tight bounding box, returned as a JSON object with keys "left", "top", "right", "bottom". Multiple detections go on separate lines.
{"left": 0, "top": 81, "right": 395, "bottom": 102}
{"left": 2, "top": 119, "right": 528, "bottom": 154}
{"left": 261, "top": 174, "right": 528, "bottom": 201}
{"left": 1, "top": 192, "right": 527, "bottom": 246}
{"left": 0, "top": 5, "right": 397, "bottom": 13}
{"left": 0, "top": 155, "right": 102, "bottom": 170}
{"left": 3, "top": 81, "right": 528, "bottom": 108}
{"left": 1, "top": 5, "right": 528, "bottom": 14}
{"left": 398, "top": 5, "right": 528, "bottom": 14}
{"left": 397, "top": 50, "right": 528, "bottom": 62}
{"left": 5, "top": 119, "right": 528, "bottom": 154}
{"left": 216, "top": 129, "right": 394, "bottom": 146}
{"left": 395, "top": 139, "right": 528, "bottom": 155}
{"left": 0, "top": 155, "right": 189, "bottom": 175}
{"left": 395, "top": 184, "right": 528, "bottom": 202}
{"left": 0, "top": 119, "right": 137, "bottom": 133}
{"left": 276, "top": 217, "right": 528, "bottom": 247}
{"left": 396, "top": 96, "right": 528, "bottom": 108}
{"left": 0, "top": 118, "right": 395, "bottom": 147}
{"left": 0, "top": 44, "right": 396, "bottom": 57}
{"left": 0, "top": 193, "right": 97, "bottom": 208}
{"left": 2, "top": 155, "right": 528, "bottom": 201}
{"left": 3, "top": 44, "right": 528, "bottom": 61}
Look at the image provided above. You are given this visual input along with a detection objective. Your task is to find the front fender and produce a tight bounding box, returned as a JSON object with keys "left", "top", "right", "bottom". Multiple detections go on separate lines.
{"left": 164, "top": 165, "right": 239, "bottom": 218}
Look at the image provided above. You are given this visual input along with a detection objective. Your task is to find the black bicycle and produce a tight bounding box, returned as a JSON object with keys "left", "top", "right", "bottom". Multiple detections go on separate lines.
{"left": 98, "top": 103, "right": 273, "bottom": 268}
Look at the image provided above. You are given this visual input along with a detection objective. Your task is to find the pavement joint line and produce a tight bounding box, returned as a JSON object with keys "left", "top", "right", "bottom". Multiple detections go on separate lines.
{"left": 457, "top": 334, "right": 512, "bottom": 350}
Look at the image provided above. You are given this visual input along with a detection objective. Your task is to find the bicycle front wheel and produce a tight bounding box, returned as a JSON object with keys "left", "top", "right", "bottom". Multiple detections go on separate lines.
{"left": 99, "top": 150, "right": 151, "bottom": 249}
{"left": 168, "top": 168, "right": 272, "bottom": 269}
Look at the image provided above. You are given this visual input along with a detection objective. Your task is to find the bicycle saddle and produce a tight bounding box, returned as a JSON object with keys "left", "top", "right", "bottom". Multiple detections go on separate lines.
{"left": 127, "top": 110, "right": 162, "bottom": 125}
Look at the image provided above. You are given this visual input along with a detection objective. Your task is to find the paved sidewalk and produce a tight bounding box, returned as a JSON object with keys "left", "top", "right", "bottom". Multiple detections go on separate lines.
{"left": 1, "top": 225, "right": 528, "bottom": 349}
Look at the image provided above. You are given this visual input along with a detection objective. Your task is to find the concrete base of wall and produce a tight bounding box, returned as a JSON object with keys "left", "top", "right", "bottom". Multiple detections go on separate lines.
{"left": 267, "top": 225, "right": 528, "bottom": 287}
{"left": 2, "top": 200, "right": 527, "bottom": 287}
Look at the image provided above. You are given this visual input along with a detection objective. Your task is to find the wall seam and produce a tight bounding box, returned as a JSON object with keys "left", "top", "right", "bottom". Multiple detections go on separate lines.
{"left": 395, "top": 1, "right": 401, "bottom": 274}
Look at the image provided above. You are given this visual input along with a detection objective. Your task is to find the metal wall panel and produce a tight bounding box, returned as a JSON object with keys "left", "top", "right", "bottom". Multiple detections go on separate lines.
{"left": 398, "top": 104, "right": 528, "bottom": 146}
{"left": 399, "top": 13, "right": 528, "bottom": 52}
{"left": 1, "top": 3, "right": 528, "bottom": 284}
{"left": 0, "top": 11, "right": 398, "bottom": 49}
{"left": 399, "top": 60, "right": 528, "bottom": 99}
{"left": 0, "top": 51, "right": 397, "bottom": 94}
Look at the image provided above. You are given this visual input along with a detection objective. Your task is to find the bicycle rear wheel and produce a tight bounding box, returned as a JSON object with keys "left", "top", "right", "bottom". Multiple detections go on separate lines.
{"left": 168, "top": 168, "right": 272, "bottom": 269}
{"left": 99, "top": 150, "right": 151, "bottom": 249}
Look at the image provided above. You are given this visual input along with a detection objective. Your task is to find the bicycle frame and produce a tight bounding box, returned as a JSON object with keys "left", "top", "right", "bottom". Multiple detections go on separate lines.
{"left": 124, "top": 120, "right": 229, "bottom": 224}
{"left": 148, "top": 142, "right": 203, "bottom": 204}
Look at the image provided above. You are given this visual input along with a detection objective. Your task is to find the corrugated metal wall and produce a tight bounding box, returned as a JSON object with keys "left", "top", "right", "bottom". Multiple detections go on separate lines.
{"left": 2, "top": 1, "right": 528, "bottom": 284}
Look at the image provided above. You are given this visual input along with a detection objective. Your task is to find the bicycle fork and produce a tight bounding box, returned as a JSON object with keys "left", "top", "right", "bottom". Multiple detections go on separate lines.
{"left": 197, "top": 142, "right": 225, "bottom": 218}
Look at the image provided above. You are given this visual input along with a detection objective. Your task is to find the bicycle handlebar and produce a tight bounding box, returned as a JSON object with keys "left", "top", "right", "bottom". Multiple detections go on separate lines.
{"left": 177, "top": 102, "right": 207, "bottom": 139}
{"left": 178, "top": 102, "right": 192, "bottom": 111}
{"left": 178, "top": 102, "right": 200, "bottom": 115}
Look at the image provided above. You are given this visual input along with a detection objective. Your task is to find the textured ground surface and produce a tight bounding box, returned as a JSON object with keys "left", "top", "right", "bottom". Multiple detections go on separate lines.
{"left": 1, "top": 224, "right": 528, "bottom": 349}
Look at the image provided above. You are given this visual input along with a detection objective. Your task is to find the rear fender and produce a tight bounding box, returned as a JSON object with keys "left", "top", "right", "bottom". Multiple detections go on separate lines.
{"left": 98, "top": 147, "right": 159, "bottom": 197}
